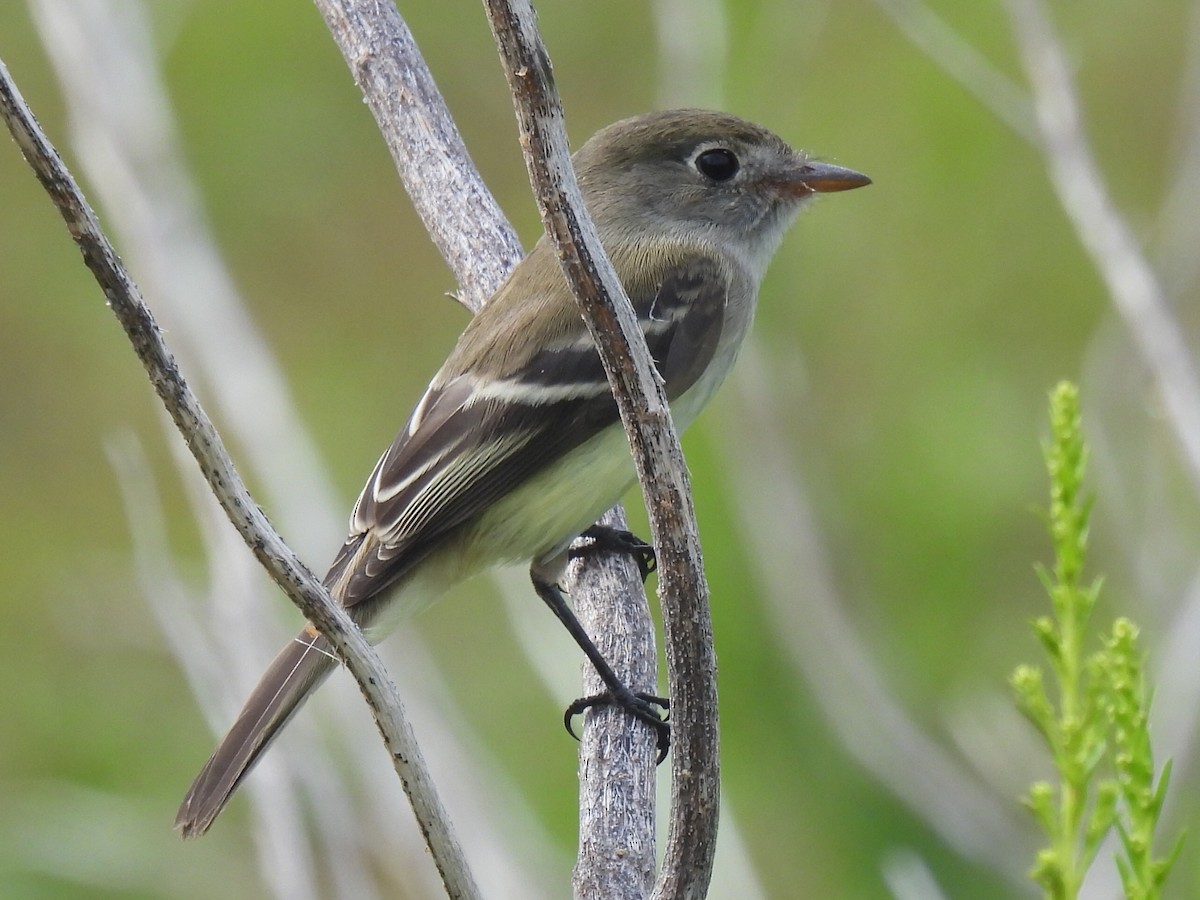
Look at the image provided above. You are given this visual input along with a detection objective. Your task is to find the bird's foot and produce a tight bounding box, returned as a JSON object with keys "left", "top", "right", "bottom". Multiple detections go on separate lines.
{"left": 564, "top": 689, "right": 670, "bottom": 763}
{"left": 571, "top": 525, "right": 657, "bottom": 583}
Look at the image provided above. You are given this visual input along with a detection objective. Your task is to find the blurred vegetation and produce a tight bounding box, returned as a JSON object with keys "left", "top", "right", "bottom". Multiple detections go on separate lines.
{"left": 2, "top": 0, "right": 1198, "bottom": 897}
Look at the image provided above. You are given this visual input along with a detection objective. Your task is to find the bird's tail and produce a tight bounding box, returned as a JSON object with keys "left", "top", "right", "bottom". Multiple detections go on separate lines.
{"left": 174, "top": 628, "right": 337, "bottom": 838}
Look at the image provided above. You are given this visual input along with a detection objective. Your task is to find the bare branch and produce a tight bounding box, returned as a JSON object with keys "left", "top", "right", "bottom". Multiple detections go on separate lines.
{"left": 30, "top": 0, "right": 569, "bottom": 891}
{"left": 312, "top": 0, "right": 522, "bottom": 309}
{"left": 481, "top": 2, "right": 720, "bottom": 898}
{"left": 568, "top": 508, "right": 659, "bottom": 897}
{"left": 24, "top": 1, "right": 390, "bottom": 887}
{"left": 0, "top": 56, "right": 481, "bottom": 900}
{"left": 872, "top": 0, "right": 1200, "bottom": 506}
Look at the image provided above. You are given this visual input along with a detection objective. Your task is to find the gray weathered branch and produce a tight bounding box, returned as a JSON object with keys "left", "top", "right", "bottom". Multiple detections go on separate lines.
{"left": 312, "top": 0, "right": 686, "bottom": 893}
{"left": 312, "top": 0, "right": 522, "bottom": 309}
{"left": 482, "top": 2, "right": 721, "bottom": 898}
{"left": 0, "top": 55, "right": 480, "bottom": 900}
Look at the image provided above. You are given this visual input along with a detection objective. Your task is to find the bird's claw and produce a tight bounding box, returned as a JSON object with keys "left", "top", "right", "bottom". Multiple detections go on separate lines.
{"left": 571, "top": 525, "right": 657, "bottom": 583}
{"left": 564, "top": 690, "right": 671, "bottom": 763}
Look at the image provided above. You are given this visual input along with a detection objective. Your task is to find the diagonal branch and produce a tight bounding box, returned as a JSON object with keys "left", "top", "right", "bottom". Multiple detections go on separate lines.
{"left": 312, "top": 0, "right": 522, "bottom": 310}
{"left": 482, "top": 2, "right": 720, "bottom": 898}
{"left": 0, "top": 56, "right": 480, "bottom": 900}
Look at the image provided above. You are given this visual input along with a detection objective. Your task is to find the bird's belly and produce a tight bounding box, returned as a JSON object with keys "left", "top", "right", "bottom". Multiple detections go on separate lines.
{"left": 465, "top": 424, "right": 638, "bottom": 567}
{"left": 468, "top": 347, "right": 739, "bottom": 567}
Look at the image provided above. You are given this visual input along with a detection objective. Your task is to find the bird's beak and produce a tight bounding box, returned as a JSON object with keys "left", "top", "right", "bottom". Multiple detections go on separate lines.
{"left": 785, "top": 160, "right": 872, "bottom": 194}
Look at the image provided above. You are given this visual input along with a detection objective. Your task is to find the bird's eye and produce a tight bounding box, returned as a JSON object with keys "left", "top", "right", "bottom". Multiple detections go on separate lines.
{"left": 694, "top": 148, "right": 740, "bottom": 182}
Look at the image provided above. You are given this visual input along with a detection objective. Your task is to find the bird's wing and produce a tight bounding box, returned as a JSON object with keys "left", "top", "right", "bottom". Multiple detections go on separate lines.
{"left": 326, "top": 255, "right": 731, "bottom": 608}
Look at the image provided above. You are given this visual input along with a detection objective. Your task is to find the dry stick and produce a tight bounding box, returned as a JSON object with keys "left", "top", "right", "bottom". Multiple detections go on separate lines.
{"left": 481, "top": 3, "right": 721, "bottom": 899}
{"left": 311, "top": 0, "right": 522, "bottom": 310}
{"left": 0, "top": 58, "right": 481, "bottom": 900}
{"left": 311, "top": 0, "right": 670, "bottom": 892}
{"left": 568, "top": 506, "right": 661, "bottom": 898}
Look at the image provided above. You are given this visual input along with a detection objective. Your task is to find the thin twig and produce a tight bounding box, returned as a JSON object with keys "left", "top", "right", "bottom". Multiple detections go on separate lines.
{"left": 33, "top": 0, "right": 564, "bottom": 890}
{"left": 481, "top": 2, "right": 720, "bottom": 899}
{"left": 0, "top": 56, "right": 481, "bottom": 900}
{"left": 25, "top": 0, "right": 406, "bottom": 891}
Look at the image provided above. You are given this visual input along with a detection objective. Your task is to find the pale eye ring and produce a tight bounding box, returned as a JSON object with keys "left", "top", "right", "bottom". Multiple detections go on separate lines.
{"left": 694, "top": 147, "right": 740, "bottom": 182}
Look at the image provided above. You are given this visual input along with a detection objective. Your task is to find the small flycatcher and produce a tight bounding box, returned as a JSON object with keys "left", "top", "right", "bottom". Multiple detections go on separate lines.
{"left": 175, "top": 108, "right": 869, "bottom": 837}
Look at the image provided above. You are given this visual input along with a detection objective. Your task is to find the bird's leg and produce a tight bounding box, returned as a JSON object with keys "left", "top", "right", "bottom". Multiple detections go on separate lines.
{"left": 570, "top": 523, "right": 657, "bottom": 582}
{"left": 530, "top": 567, "right": 669, "bottom": 762}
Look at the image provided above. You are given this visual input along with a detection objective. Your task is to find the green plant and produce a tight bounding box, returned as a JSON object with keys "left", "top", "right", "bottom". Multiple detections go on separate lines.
{"left": 1011, "top": 382, "right": 1183, "bottom": 899}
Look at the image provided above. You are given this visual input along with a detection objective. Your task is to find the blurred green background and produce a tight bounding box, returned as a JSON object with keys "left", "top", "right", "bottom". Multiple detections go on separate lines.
{"left": 3, "top": 0, "right": 1198, "bottom": 897}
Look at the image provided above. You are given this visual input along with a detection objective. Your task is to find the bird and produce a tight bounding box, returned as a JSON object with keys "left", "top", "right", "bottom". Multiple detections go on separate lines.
{"left": 175, "top": 108, "right": 869, "bottom": 837}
